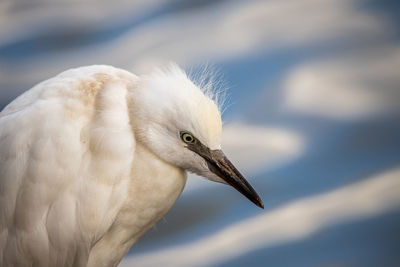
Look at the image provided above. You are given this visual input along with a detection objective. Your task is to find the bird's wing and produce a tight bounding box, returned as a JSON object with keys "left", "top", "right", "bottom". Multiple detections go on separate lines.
{"left": 0, "top": 65, "right": 137, "bottom": 266}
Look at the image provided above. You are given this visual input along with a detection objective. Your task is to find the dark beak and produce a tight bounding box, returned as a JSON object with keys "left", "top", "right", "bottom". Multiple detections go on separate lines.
{"left": 205, "top": 150, "right": 264, "bottom": 209}
{"left": 187, "top": 140, "right": 264, "bottom": 209}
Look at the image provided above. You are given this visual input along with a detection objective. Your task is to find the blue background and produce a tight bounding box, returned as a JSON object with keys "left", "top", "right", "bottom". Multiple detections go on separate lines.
{"left": 1, "top": 0, "right": 399, "bottom": 266}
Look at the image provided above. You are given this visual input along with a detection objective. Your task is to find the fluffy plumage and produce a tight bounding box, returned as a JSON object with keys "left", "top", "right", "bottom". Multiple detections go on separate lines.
{"left": 0, "top": 64, "right": 264, "bottom": 267}
{"left": 0, "top": 65, "right": 223, "bottom": 267}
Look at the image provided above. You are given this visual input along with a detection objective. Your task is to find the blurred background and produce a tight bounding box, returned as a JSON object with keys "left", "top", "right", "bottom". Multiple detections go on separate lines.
{"left": 1, "top": 0, "right": 400, "bottom": 266}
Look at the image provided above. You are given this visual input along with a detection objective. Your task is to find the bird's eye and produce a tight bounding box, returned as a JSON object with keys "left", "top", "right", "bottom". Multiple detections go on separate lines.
{"left": 181, "top": 132, "right": 195, "bottom": 144}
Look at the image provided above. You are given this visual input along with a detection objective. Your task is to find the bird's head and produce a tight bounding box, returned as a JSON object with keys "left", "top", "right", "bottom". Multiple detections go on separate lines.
{"left": 130, "top": 64, "right": 263, "bottom": 208}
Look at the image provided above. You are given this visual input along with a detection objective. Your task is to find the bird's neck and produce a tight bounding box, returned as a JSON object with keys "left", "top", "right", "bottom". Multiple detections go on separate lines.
{"left": 87, "top": 142, "right": 187, "bottom": 267}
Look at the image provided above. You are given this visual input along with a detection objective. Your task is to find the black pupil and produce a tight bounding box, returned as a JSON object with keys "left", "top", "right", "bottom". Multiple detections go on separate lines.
{"left": 185, "top": 135, "right": 193, "bottom": 142}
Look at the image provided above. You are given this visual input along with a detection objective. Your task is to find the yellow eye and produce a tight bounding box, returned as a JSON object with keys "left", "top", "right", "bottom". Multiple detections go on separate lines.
{"left": 181, "top": 132, "right": 195, "bottom": 144}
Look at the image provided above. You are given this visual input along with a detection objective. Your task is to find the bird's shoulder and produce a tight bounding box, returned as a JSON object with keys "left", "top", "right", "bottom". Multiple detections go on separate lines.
{"left": 0, "top": 66, "right": 138, "bottom": 266}
{"left": 1, "top": 65, "right": 138, "bottom": 118}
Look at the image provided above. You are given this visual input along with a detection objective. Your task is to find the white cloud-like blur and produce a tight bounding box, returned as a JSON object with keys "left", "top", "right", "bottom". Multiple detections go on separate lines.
{"left": 282, "top": 45, "right": 400, "bottom": 119}
{"left": 1, "top": 0, "right": 399, "bottom": 265}
{"left": 185, "top": 122, "right": 304, "bottom": 191}
{"left": 222, "top": 123, "right": 304, "bottom": 174}
{"left": 109, "top": 0, "right": 390, "bottom": 72}
{"left": 0, "top": 0, "right": 167, "bottom": 45}
{"left": 121, "top": 167, "right": 400, "bottom": 267}
{"left": 0, "top": 0, "right": 393, "bottom": 95}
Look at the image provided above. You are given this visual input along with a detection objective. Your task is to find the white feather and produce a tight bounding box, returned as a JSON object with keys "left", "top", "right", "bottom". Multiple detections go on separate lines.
{"left": 0, "top": 64, "right": 223, "bottom": 266}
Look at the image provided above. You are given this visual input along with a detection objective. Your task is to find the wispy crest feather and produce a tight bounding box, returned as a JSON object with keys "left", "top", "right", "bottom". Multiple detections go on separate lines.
{"left": 187, "top": 63, "right": 229, "bottom": 114}
{"left": 152, "top": 62, "right": 229, "bottom": 114}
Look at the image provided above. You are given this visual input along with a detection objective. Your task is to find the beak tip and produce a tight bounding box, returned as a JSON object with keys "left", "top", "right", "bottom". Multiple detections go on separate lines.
{"left": 204, "top": 149, "right": 265, "bottom": 210}
{"left": 255, "top": 198, "right": 264, "bottom": 209}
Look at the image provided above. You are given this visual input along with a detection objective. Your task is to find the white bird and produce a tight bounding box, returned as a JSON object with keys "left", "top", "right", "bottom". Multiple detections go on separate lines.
{"left": 0, "top": 64, "right": 263, "bottom": 267}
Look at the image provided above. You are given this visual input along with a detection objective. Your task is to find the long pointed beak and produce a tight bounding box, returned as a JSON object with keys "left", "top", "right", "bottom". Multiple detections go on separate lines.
{"left": 205, "top": 150, "right": 264, "bottom": 209}
{"left": 186, "top": 139, "right": 264, "bottom": 209}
